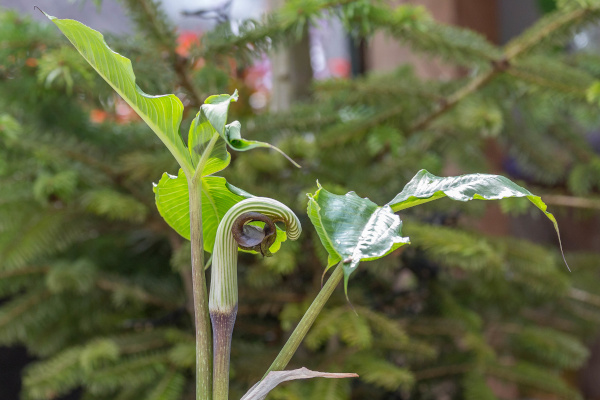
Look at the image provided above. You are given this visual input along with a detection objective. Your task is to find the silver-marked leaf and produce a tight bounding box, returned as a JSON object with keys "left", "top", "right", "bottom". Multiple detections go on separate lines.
{"left": 307, "top": 184, "right": 410, "bottom": 292}
{"left": 154, "top": 170, "right": 287, "bottom": 253}
{"left": 46, "top": 13, "right": 194, "bottom": 175}
{"left": 387, "top": 169, "right": 568, "bottom": 268}
{"left": 188, "top": 110, "right": 230, "bottom": 176}
{"left": 241, "top": 367, "right": 358, "bottom": 400}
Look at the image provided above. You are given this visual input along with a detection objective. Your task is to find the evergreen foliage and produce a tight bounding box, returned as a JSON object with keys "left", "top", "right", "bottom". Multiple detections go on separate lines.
{"left": 2, "top": 0, "right": 600, "bottom": 399}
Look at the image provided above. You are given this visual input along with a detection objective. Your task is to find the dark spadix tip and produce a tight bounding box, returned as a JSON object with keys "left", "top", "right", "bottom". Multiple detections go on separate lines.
{"left": 231, "top": 212, "right": 276, "bottom": 256}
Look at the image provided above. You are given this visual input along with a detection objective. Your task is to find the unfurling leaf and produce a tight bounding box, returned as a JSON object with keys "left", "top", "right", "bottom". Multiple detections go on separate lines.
{"left": 241, "top": 367, "right": 358, "bottom": 400}
{"left": 192, "top": 91, "right": 300, "bottom": 170}
{"left": 188, "top": 108, "right": 231, "bottom": 176}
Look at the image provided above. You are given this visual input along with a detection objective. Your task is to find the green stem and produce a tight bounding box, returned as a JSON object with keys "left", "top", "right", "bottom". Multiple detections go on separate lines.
{"left": 189, "top": 181, "right": 212, "bottom": 400}
{"left": 265, "top": 262, "right": 343, "bottom": 374}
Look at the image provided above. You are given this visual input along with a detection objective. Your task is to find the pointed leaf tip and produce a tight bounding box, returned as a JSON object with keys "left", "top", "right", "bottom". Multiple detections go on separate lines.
{"left": 241, "top": 368, "right": 358, "bottom": 400}
{"left": 389, "top": 169, "right": 568, "bottom": 270}
{"left": 48, "top": 14, "right": 193, "bottom": 175}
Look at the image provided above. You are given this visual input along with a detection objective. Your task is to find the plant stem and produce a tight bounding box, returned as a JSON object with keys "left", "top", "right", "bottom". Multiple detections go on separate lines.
{"left": 211, "top": 308, "right": 237, "bottom": 400}
{"left": 265, "top": 262, "right": 343, "bottom": 374}
{"left": 189, "top": 181, "right": 212, "bottom": 400}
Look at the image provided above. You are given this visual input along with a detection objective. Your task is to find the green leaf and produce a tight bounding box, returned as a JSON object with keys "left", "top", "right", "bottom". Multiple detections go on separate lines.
{"left": 223, "top": 121, "right": 301, "bottom": 168}
{"left": 202, "top": 91, "right": 239, "bottom": 137}
{"left": 388, "top": 169, "right": 568, "bottom": 269}
{"left": 154, "top": 170, "right": 287, "bottom": 253}
{"left": 154, "top": 170, "right": 245, "bottom": 252}
{"left": 190, "top": 90, "right": 299, "bottom": 172}
{"left": 307, "top": 184, "right": 410, "bottom": 292}
{"left": 46, "top": 13, "right": 194, "bottom": 175}
{"left": 188, "top": 110, "right": 230, "bottom": 176}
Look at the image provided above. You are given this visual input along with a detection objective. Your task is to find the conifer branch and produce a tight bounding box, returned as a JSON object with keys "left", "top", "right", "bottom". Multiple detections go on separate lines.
{"left": 409, "top": 69, "right": 500, "bottom": 134}
{"left": 0, "top": 290, "right": 51, "bottom": 329}
{"left": 198, "top": 0, "right": 357, "bottom": 60}
{"left": 120, "top": 0, "right": 203, "bottom": 106}
{"left": 95, "top": 278, "right": 180, "bottom": 309}
{"left": 404, "top": 6, "right": 600, "bottom": 137}
{"left": 414, "top": 364, "right": 472, "bottom": 380}
{"left": 569, "top": 287, "right": 600, "bottom": 308}
{"left": 0, "top": 266, "right": 49, "bottom": 279}
{"left": 542, "top": 194, "right": 600, "bottom": 210}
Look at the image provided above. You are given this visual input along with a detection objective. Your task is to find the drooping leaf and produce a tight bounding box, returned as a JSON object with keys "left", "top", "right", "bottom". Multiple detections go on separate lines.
{"left": 307, "top": 184, "right": 410, "bottom": 292}
{"left": 241, "top": 367, "right": 358, "bottom": 400}
{"left": 46, "top": 13, "right": 194, "bottom": 175}
{"left": 387, "top": 170, "right": 568, "bottom": 268}
{"left": 224, "top": 120, "right": 301, "bottom": 168}
{"left": 154, "top": 170, "right": 287, "bottom": 253}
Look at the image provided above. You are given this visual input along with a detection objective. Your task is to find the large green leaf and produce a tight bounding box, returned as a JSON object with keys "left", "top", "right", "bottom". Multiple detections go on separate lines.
{"left": 46, "top": 13, "right": 194, "bottom": 175}
{"left": 307, "top": 184, "right": 410, "bottom": 292}
{"left": 387, "top": 169, "right": 568, "bottom": 268}
{"left": 154, "top": 170, "right": 287, "bottom": 253}
{"left": 153, "top": 170, "right": 245, "bottom": 252}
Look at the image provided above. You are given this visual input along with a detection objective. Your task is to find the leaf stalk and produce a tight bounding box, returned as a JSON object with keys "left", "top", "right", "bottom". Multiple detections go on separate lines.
{"left": 265, "top": 262, "right": 343, "bottom": 375}
{"left": 188, "top": 181, "right": 213, "bottom": 400}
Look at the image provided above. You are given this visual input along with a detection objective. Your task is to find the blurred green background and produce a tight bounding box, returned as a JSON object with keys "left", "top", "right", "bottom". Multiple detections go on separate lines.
{"left": 2, "top": 0, "right": 600, "bottom": 399}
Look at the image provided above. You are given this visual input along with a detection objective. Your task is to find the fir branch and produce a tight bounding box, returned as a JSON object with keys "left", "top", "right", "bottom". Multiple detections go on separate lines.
{"left": 504, "top": 6, "right": 600, "bottom": 60}
{"left": 569, "top": 287, "right": 600, "bottom": 308}
{"left": 398, "top": 6, "right": 600, "bottom": 138}
{"left": 414, "top": 364, "right": 472, "bottom": 381}
{"left": 95, "top": 278, "right": 180, "bottom": 309}
{"left": 409, "top": 69, "right": 501, "bottom": 134}
{"left": 199, "top": 0, "right": 358, "bottom": 60}
{"left": 543, "top": 194, "right": 600, "bottom": 210}
{"left": 0, "top": 289, "right": 52, "bottom": 330}
{"left": 0, "top": 266, "right": 49, "bottom": 279}
{"left": 119, "top": 0, "right": 203, "bottom": 106}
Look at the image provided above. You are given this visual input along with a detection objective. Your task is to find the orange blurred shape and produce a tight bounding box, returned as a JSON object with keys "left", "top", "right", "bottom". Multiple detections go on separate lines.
{"left": 177, "top": 31, "right": 201, "bottom": 57}
{"left": 25, "top": 58, "right": 38, "bottom": 67}
{"left": 90, "top": 109, "right": 108, "bottom": 124}
{"left": 329, "top": 58, "right": 351, "bottom": 78}
{"left": 115, "top": 98, "right": 139, "bottom": 124}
